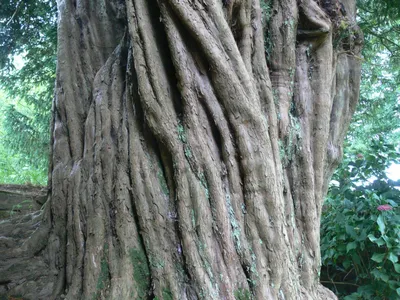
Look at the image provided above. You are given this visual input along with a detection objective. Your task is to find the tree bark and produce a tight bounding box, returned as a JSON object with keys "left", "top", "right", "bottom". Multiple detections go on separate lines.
{"left": 0, "top": 0, "right": 362, "bottom": 299}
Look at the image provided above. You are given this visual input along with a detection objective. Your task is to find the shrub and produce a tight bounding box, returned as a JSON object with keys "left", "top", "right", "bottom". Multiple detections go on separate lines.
{"left": 321, "top": 137, "right": 400, "bottom": 299}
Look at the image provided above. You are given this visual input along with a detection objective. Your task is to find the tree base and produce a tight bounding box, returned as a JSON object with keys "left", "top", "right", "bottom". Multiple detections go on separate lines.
{"left": 0, "top": 211, "right": 54, "bottom": 300}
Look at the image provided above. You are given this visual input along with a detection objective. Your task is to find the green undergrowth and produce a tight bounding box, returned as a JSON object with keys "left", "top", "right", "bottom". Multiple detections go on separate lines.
{"left": 321, "top": 139, "right": 400, "bottom": 299}
{"left": 0, "top": 138, "right": 47, "bottom": 185}
{"left": 0, "top": 91, "right": 48, "bottom": 185}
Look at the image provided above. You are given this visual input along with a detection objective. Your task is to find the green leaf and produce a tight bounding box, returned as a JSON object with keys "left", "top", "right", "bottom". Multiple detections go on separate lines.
{"left": 343, "top": 260, "right": 352, "bottom": 269}
{"left": 368, "top": 234, "right": 385, "bottom": 246}
{"left": 371, "top": 252, "right": 386, "bottom": 263}
{"left": 346, "top": 224, "right": 357, "bottom": 239}
{"left": 397, "top": 288, "right": 400, "bottom": 296}
{"left": 394, "top": 263, "right": 400, "bottom": 274}
{"left": 377, "top": 215, "right": 386, "bottom": 234}
{"left": 382, "top": 235, "right": 392, "bottom": 248}
{"left": 344, "top": 293, "right": 361, "bottom": 300}
{"left": 346, "top": 242, "right": 357, "bottom": 253}
{"left": 354, "top": 256, "right": 363, "bottom": 269}
{"left": 371, "top": 268, "right": 389, "bottom": 282}
{"left": 387, "top": 199, "right": 398, "bottom": 208}
{"left": 388, "top": 280, "right": 399, "bottom": 290}
{"left": 389, "top": 252, "right": 398, "bottom": 264}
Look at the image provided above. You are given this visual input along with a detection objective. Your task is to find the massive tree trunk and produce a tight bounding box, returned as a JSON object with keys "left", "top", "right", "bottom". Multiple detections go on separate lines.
{"left": 1, "top": 0, "right": 362, "bottom": 299}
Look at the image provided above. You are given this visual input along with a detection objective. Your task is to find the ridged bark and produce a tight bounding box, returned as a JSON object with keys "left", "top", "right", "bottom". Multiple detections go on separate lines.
{"left": 0, "top": 0, "right": 362, "bottom": 299}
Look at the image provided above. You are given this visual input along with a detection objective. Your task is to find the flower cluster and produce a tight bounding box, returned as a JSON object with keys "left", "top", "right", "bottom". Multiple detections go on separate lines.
{"left": 377, "top": 204, "right": 393, "bottom": 211}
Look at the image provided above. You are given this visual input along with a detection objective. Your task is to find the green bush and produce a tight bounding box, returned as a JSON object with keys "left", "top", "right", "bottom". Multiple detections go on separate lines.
{"left": 321, "top": 137, "right": 400, "bottom": 299}
{"left": 0, "top": 101, "right": 48, "bottom": 185}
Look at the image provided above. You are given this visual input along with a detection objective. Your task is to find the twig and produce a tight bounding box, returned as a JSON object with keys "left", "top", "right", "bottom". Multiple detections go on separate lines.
{"left": 6, "top": 0, "right": 23, "bottom": 26}
{"left": 343, "top": 267, "right": 354, "bottom": 281}
{"left": 321, "top": 280, "right": 360, "bottom": 287}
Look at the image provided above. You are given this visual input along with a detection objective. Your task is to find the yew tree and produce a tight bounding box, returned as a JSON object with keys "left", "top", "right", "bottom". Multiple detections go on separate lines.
{"left": 1, "top": 0, "right": 363, "bottom": 299}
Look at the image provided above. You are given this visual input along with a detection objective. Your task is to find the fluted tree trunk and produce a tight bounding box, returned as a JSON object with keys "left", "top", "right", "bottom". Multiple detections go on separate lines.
{"left": 3, "top": 0, "right": 362, "bottom": 299}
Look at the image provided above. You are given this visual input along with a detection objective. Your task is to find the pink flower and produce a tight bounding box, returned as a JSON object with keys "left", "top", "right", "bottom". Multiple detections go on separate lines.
{"left": 377, "top": 204, "right": 393, "bottom": 211}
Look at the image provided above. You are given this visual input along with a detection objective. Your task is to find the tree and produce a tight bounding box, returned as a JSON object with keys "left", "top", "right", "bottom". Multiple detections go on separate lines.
{"left": 350, "top": 0, "right": 400, "bottom": 152}
{"left": 0, "top": 0, "right": 56, "bottom": 184}
{"left": 1, "top": 0, "right": 363, "bottom": 299}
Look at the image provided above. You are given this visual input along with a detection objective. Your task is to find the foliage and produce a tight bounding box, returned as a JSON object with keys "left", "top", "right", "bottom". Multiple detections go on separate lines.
{"left": 0, "top": 92, "right": 48, "bottom": 185}
{"left": 0, "top": 144, "right": 47, "bottom": 185}
{"left": 321, "top": 137, "right": 400, "bottom": 299}
{"left": 347, "top": 0, "right": 400, "bottom": 151}
{"left": 0, "top": 0, "right": 56, "bottom": 185}
{"left": 358, "top": 0, "right": 400, "bottom": 62}
{"left": 0, "top": 0, "right": 57, "bottom": 71}
{"left": 358, "top": 0, "right": 399, "bottom": 131}
{"left": 349, "top": 55, "right": 400, "bottom": 151}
